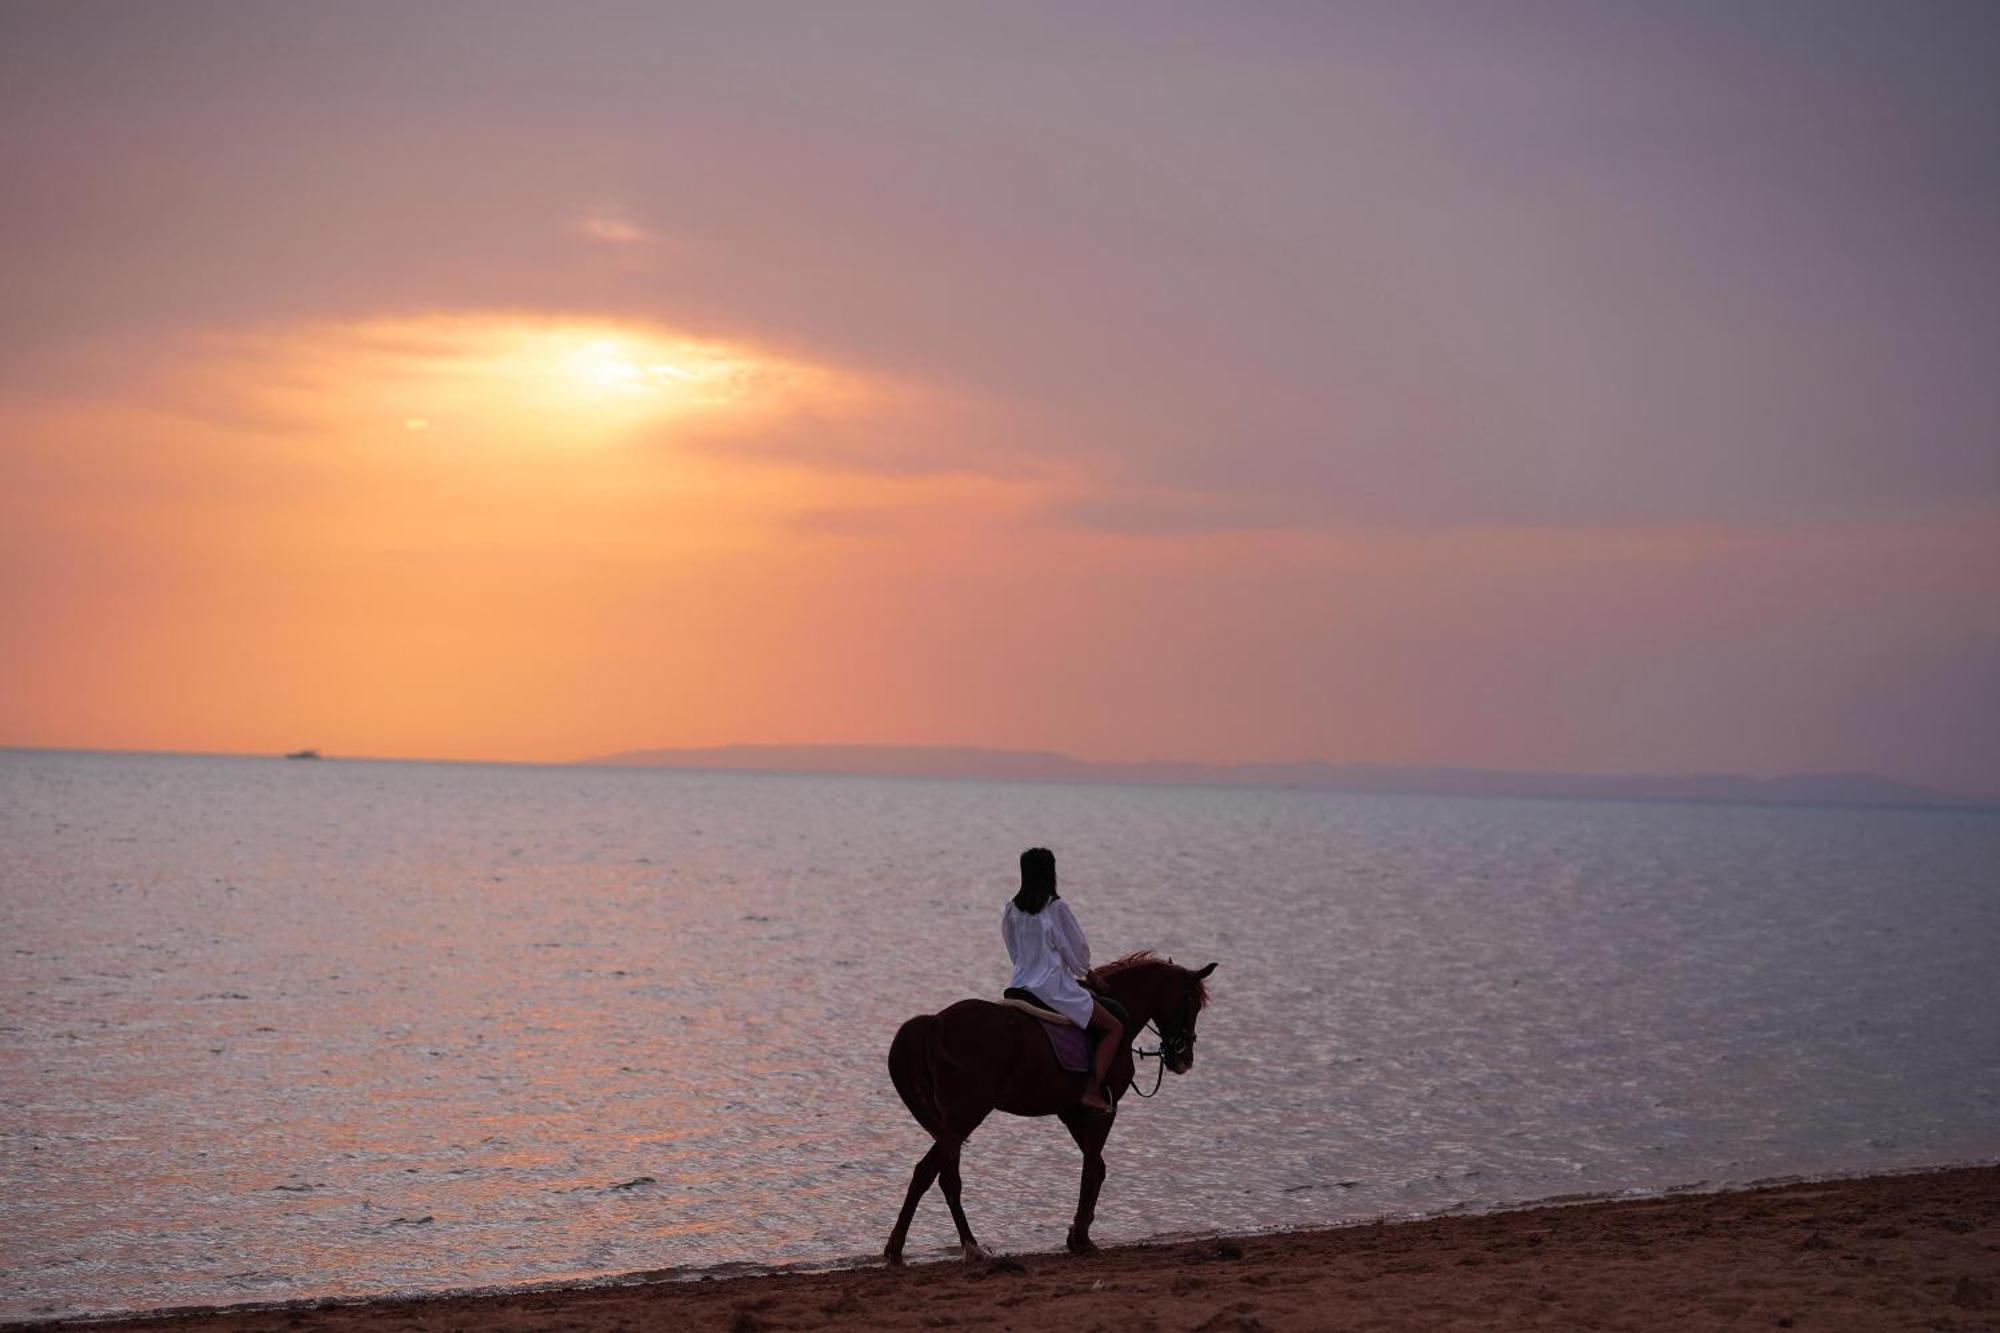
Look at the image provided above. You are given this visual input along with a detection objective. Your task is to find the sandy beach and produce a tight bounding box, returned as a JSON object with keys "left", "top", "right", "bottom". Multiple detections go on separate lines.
{"left": 35, "top": 1165, "right": 1996, "bottom": 1332}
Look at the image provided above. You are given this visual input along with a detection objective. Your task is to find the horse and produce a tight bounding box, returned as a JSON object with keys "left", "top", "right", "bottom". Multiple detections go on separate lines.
{"left": 883, "top": 952, "right": 1216, "bottom": 1263}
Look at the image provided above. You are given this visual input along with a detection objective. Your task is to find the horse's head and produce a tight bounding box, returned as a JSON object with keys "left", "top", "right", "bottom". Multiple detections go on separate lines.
{"left": 1099, "top": 954, "right": 1217, "bottom": 1075}
{"left": 1157, "top": 960, "right": 1216, "bottom": 1074}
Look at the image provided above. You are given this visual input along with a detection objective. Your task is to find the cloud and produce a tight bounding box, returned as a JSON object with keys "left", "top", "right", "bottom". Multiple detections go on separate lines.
{"left": 573, "top": 213, "right": 668, "bottom": 247}
{"left": 0, "top": 308, "right": 1070, "bottom": 565}
{"left": 156, "top": 311, "right": 872, "bottom": 449}
{"left": 571, "top": 212, "right": 680, "bottom": 272}
{"left": 5, "top": 309, "right": 1997, "bottom": 794}
{"left": 1037, "top": 487, "right": 1299, "bottom": 537}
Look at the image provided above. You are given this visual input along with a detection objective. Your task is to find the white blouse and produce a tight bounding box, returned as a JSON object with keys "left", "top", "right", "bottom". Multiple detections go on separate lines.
{"left": 1001, "top": 897, "right": 1096, "bottom": 1027}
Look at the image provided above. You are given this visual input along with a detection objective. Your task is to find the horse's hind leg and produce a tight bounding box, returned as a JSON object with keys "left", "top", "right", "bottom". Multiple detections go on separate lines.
{"left": 884, "top": 1141, "right": 946, "bottom": 1265}
{"left": 1059, "top": 1106, "right": 1114, "bottom": 1255}
{"left": 937, "top": 1143, "right": 985, "bottom": 1260}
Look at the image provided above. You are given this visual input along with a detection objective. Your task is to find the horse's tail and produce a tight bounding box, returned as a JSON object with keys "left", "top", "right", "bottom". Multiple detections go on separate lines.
{"left": 887, "top": 1013, "right": 951, "bottom": 1140}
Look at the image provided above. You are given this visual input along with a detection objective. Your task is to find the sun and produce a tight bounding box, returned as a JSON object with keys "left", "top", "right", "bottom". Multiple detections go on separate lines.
{"left": 487, "top": 326, "right": 761, "bottom": 421}
{"left": 566, "top": 338, "right": 725, "bottom": 396}
{"left": 350, "top": 316, "right": 794, "bottom": 438}
{"left": 173, "top": 313, "right": 865, "bottom": 451}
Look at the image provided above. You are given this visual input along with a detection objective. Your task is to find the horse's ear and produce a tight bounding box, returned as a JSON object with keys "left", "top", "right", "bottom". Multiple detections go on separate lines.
{"left": 1194, "top": 961, "right": 1217, "bottom": 978}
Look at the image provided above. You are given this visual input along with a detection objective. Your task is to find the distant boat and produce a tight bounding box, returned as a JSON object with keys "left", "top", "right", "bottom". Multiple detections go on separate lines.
{"left": 284, "top": 748, "right": 322, "bottom": 760}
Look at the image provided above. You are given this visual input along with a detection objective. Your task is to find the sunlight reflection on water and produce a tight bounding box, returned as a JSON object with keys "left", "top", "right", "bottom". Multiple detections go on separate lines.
{"left": 1, "top": 752, "right": 1996, "bottom": 1319}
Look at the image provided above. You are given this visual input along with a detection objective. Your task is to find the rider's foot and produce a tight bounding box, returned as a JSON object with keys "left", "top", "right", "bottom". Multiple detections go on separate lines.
{"left": 1080, "top": 1090, "right": 1113, "bottom": 1114}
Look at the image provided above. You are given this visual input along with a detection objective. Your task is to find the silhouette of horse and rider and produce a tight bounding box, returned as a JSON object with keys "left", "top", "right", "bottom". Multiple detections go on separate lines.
{"left": 884, "top": 848, "right": 1217, "bottom": 1262}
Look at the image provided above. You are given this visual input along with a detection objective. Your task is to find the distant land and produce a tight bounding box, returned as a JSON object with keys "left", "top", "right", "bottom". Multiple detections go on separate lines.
{"left": 582, "top": 744, "right": 1990, "bottom": 810}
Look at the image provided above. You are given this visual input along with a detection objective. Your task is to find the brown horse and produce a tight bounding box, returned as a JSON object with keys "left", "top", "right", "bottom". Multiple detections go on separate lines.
{"left": 883, "top": 952, "right": 1216, "bottom": 1263}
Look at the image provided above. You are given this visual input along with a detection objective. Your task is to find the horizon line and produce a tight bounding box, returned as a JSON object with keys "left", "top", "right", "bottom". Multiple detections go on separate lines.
{"left": 6, "top": 741, "right": 1995, "bottom": 811}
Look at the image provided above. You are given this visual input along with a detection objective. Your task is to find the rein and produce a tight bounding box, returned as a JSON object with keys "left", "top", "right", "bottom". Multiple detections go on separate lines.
{"left": 1123, "top": 977, "right": 1198, "bottom": 1101}
{"left": 1127, "top": 1025, "right": 1170, "bottom": 1098}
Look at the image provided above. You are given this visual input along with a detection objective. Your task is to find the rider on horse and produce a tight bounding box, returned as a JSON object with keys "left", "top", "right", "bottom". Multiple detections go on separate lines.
{"left": 884, "top": 864, "right": 1215, "bottom": 1263}
{"left": 1002, "top": 848, "right": 1124, "bottom": 1113}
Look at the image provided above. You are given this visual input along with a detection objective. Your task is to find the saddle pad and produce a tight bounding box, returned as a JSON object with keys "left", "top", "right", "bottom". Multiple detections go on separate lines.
{"left": 1039, "top": 1019, "right": 1091, "bottom": 1074}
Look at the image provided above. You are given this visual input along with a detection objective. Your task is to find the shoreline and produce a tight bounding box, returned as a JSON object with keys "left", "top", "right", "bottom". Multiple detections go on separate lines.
{"left": 24, "top": 1164, "right": 1998, "bottom": 1331}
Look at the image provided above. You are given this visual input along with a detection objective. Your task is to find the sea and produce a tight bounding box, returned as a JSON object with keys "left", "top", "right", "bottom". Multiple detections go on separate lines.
{"left": 2, "top": 749, "right": 1996, "bottom": 1321}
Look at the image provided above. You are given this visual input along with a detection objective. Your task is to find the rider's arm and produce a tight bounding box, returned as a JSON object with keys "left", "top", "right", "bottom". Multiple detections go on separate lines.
{"left": 1051, "top": 900, "right": 1092, "bottom": 978}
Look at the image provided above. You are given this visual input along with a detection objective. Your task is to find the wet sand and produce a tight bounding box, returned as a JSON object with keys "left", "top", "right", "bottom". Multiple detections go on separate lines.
{"left": 39, "top": 1165, "right": 1999, "bottom": 1331}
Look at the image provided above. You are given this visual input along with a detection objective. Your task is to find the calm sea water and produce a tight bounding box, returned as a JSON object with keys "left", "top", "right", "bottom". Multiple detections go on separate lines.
{"left": 2, "top": 750, "right": 1996, "bottom": 1320}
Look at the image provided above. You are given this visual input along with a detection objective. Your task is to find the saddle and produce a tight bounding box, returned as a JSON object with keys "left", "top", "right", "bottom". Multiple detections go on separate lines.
{"left": 1000, "top": 986, "right": 1073, "bottom": 1024}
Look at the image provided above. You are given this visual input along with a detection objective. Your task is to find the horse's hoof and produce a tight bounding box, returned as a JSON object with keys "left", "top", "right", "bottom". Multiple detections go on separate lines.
{"left": 883, "top": 1247, "right": 905, "bottom": 1267}
{"left": 961, "top": 1242, "right": 987, "bottom": 1262}
{"left": 1066, "top": 1234, "right": 1098, "bottom": 1256}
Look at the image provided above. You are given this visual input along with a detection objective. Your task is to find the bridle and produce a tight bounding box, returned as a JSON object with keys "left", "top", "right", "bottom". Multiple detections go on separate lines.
{"left": 1127, "top": 975, "right": 1200, "bottom": 1100}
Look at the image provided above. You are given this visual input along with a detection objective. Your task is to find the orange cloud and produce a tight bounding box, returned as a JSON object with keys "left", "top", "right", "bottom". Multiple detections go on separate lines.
{"left": 3, "top": 310, "right": 1996, "bottom": 793}
{"left": 0, "top": 310, "right": 1070, "bottom": 759}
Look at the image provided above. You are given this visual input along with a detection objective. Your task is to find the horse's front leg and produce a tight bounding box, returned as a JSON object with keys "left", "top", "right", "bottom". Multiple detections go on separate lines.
{"left": 1059, "top": 1106, "right": 1114, "bottom": 1254}
{"left": 937, "top": 1144, "right": 986, "bottom": 1260}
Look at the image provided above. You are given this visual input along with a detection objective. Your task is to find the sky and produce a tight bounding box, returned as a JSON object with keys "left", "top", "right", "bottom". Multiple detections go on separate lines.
{"left": 3, "top": 1, "right": 1997, "bottom": 793}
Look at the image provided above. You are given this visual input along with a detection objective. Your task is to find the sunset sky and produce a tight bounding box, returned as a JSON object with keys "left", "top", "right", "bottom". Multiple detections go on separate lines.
{"left": 4, "top": 2, "right": 1997, "bottom": 793}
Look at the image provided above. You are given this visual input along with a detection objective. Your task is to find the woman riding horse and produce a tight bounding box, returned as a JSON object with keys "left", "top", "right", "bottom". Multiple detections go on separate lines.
{"left": 881, "top": 848, "right": 1216, "bottom": 1263}
{"left": 1002, "top": 847, "right": 1123, "bottom": 1112}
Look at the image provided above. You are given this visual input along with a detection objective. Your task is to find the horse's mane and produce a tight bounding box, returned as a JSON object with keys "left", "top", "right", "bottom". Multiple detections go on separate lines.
{"left": 1099, "top": 950, "right": 1209, "bottom": 1009}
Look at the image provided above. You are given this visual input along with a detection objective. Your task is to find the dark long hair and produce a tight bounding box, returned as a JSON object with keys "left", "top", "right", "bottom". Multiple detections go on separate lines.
{"left": 1012, "top": 846, "right": 1058, "bottom": 914}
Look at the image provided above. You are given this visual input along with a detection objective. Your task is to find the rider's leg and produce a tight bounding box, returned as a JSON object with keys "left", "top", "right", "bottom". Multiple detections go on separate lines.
{"left": 1079, "top": 998, "right": 1123, "bottom": 1112}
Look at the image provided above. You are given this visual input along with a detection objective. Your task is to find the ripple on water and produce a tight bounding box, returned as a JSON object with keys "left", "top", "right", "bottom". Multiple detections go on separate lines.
{"left": 2, "top": 752, "right": 1997, "bottom": 1320}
